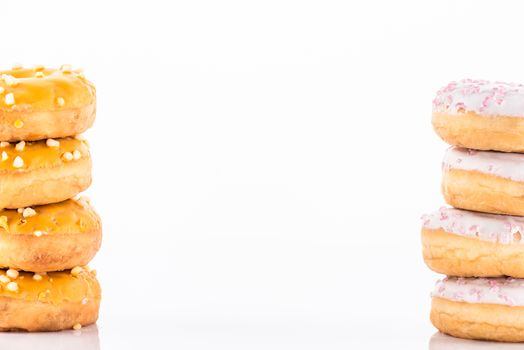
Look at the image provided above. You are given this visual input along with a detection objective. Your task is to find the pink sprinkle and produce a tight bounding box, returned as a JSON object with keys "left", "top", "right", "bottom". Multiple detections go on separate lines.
{"left": 480, "top": 95, "right": 492, "bottom": 112}
{"left": 498, "top": 293, "right": 514, "bottom": 306}
{"left": 489, "top": 280, "right": 500, "bottom": 287}
{"left": 455, "top": 101, "right": 465, "bottom": 112}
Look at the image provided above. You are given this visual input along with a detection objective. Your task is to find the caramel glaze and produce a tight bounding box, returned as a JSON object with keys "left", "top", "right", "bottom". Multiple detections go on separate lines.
{"left": 0, "top": 137, "right": 89, "bottom": 173}
{"left": 0, "top": 67, "right": 95, "bottom": 110}
{"left": 0, "top": 269, "right": 100, "bottom": 305}
{"left": 0, "top": 198, "right": 100, "bottom": 236}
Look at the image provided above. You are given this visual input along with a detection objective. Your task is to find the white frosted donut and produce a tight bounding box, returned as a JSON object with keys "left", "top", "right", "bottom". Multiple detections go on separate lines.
{"left": 431, "top": 277, "right": 524, "bottom": 342}
{"left": 433, "top": 79, "right": 524, "bottom": 153}
{"left": 442, "top": 147, "right": 524, "bottom": 216}
{"left": 422, "top": 207, "right": 524, "bottom": 277}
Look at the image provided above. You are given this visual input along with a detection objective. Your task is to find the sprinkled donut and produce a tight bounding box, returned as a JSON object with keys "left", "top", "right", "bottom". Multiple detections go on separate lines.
{"left": 0, "top": 65, "right": 95, "bottom": 142}
{"left": 422, "top": 207, "right": 524, "bottom": 277}
{"left": 0, "top": 268, "right": 100, "bottom": 331}
{"left": 433, "top": 79, "right": 524, "bottom": 153}
{"left": 442, "top": 147, "right": 524, "bottom": 216}
{"left": 0, "top": 137, "right": 91, "bottom": 209}
{"left": 431, "top": 277, "right": 524, "bottom": 342}
{"left": 0, "top": 198, "right": 101, "bottom": 272}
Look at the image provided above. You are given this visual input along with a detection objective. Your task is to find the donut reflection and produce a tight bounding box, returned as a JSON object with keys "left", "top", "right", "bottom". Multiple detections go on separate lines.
{"left": 0, "top": 324, "right": 100, "bottom": 350}
{"left": 430, "top": 332, "right": 523, "bottom": 349}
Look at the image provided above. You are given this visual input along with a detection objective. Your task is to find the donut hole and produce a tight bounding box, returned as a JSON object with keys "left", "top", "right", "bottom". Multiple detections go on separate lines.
{"left": 514, "top": 231, "right": 522, "bottom": 242}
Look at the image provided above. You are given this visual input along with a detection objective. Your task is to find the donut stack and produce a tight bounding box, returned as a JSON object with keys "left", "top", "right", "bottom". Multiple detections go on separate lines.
{"left": 0, "top": 65, "right": 101, "bottom": 331}
{"left": 422, "top": 79, "right": 524, "bottom": 342}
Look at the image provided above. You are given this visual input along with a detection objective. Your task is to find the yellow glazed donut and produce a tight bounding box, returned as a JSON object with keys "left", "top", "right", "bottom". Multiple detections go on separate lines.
{"left": 0, "top": 137, "right": 91, "bottom": 209}
{"left": 0, "top": 198, "right": 101, "bottom": 272}
{"left": 0, "top": 65, "right": 95, "bottom": 142}
{"left": 442, "top": 147, "right": 524, "bottom": 216}
{"left": 433, "top": 79, "right": 524, "bottom": 153}
{"left": 421, "top": 207, "right": 524, "bottom": 277}
{"left": 0, "top": 268, "right": 100, "bottom": 331}
{"left": 431, "top": 277, "right": 524, "bottom": 342}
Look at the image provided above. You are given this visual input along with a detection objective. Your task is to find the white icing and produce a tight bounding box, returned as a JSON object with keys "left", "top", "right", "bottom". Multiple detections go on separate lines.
{"left": 443, "top": 147, "right": 524, "bottom": 182}
{"left": 422, "top": 207, "right": 524, "bottom": 244}
{"left": 432, "top": 277, "right": 524, "bottom": 307}
{"left": 433, "top": 79, "right": 524, "bottom": 117}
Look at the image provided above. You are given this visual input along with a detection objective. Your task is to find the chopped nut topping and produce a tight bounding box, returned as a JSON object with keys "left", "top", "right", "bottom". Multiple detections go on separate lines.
{"left": 0, "top": 275, "right": 9, "bottom": 284}
{"left": 2, "top": 74, "right": 18, "bottom": 86}
{"left": 1, "top": 151, "right": 7, "bottom": 161}
{"left": 46, "top": 139, "right": 60, "bottom": 147}
{"left": 75, "top": 196, "right": 91, "bottom": 209}
{"left": 62, "top": 152, "right": 73, "bottom": 161}
{"left": 73, "top": 323, "right": 82, "bottom": 330}
{"left": 0, "top": 87, "right": 4, "bottom": 94}
{"left": 6, "top": 281, "right": 18, "bottom": 292}
{"left": 0, "top": 216, "right": 8, "bottom": 232}
{"left": 73, "top": 150, "right": 81, "bottom": 160}
{"left": 12, "top": 156, "right": 23, "bottom": 168}
{"left": 15, "top": 141, "right": 25, "bottom": 151}
{"left": 13, "top": 119, "right": 23, "bottom": 128}
{"left": 74, "top": 134, "right": 86, "bottom": 141}
{"left": 22, "top": 207, "right": 36, "bottom": 218}
{"left": 61, "top": 64, "right": 72, "bottom": 73}
{"left": 71, "top": 266, "right": 83, "bottom": 277}
{"left": 56, "top": 97, "right": 65, "bottom": 107}
{"left": 33, "top": 273, "right": 42, "bottom": 281}
{"left": 16, "top": 208, "right": 23, "bottom": 213}
{"left": 0, "top": 142, "right": 8, "bottom": 148}
{"left": 33, "top": 230, "right": 46, "bottom": 237}
{"left": 6, "top": 269, "right": 18, "bottom": 279}
{"left": 4, "top": 93, "right": 15, "bottom": 106}
{"left": 35, "top": 72, "right": 44, "bottom": 78}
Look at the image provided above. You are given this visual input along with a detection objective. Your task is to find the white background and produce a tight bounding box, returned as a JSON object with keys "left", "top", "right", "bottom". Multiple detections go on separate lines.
{"left": 2, "top": 0, "right": 524, "bottom": 349}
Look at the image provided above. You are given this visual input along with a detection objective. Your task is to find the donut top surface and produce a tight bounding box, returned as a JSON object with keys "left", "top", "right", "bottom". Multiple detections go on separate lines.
{"left": 422, "top": 207, "right": 524, "bottom": 244}
{"left": 0, "top": 137, "right": 89, "bottom": 173}
{"left": 0, "top": 65, "right": 95, "bottom": 111}
{"left": 0, "top": 198, "right": 99, "bottom": 236}
{"left": 0, "top": 268, "right": 99, "bottom": 305}
{"left": 433, "top": 79, "right": 524, "bottom": 117}
{"left": 433, "top": 277, "right": 524, "bottom": 307}
{"left": 443, "top": 146, "right": 524, "bottom": 182}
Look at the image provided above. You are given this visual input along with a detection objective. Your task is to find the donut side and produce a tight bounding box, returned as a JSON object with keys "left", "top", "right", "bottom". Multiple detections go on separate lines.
{"left": 0, "top": 155, "right": 91, "bottom": 209}
{"left": 0, "top": 295, "right": 100, "bottom": 332}
{"left": 433, "top": 112, "right": 524, "bottom": 152}
{"left": 0, "top": 228, "right": 101, "bottom": 272}
{"left": 0, "top": 102, "right": 96, "bottom": 142}
{"left": 442, "top": 168, "right": 524, "bottom": 216}
{"left": 431, "top": 297, "right": 524, "bottom": 342}
{"left": 422, "top": 228, "right": 524, "bottom": 277}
